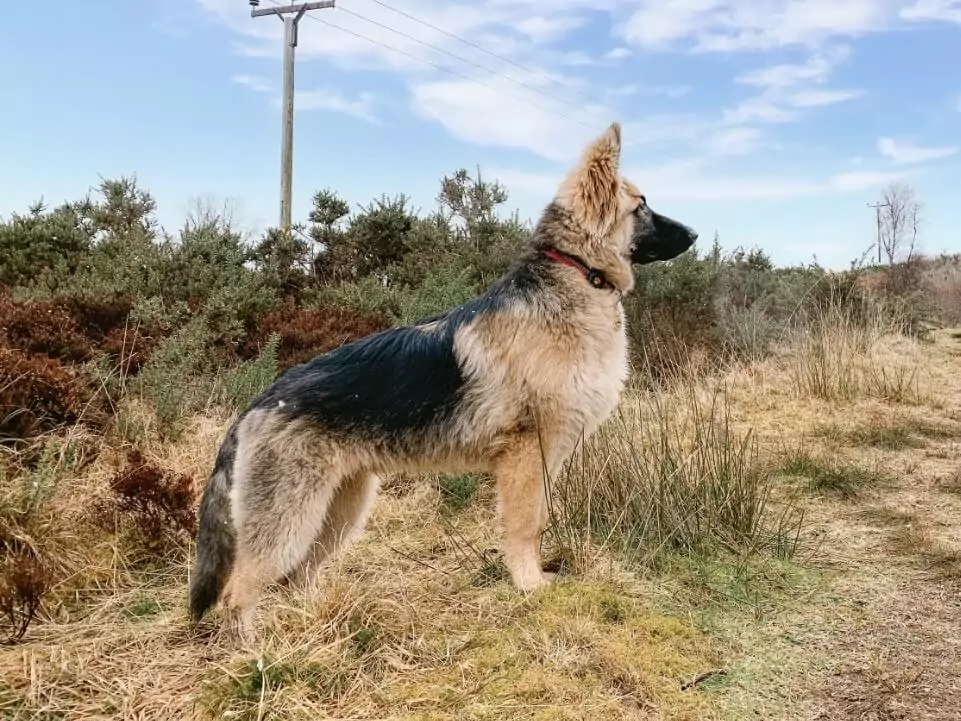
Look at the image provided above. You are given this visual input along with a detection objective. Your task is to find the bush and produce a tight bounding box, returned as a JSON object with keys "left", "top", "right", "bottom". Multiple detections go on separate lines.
{"left": 0, "top": 200, "right": 95, "bottom": 289}
{"left": 241, "top": 303, "right": 391, "bottom": 373}
{"left": 0, "top": 293, "right": 93, "bottom": 363}
{"left": 217, "top": 333, "right": 280, "bottom": 412}
{"left": 396, "top": 263, "right": 477, "bottom": 325}
{"left": 135, "top": 316, "right": 216, "bottom": 437}
{"left": 923, "top": 255, "right": 961, "bottom": 326}
{"left": 625, "top": 246, "right": 725, "bottom": 382}
{"left": 0, "top": 348, "right": 93, "bottom": 442}
{"left": 0, "top": 537, "right": 50, "bottom": 643}
{"left": 99, "top": 450, "right": 196, "bottom": 558}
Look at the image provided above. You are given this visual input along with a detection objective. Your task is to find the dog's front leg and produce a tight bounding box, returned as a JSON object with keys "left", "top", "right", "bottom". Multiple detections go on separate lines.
{"left": 493, "top": 439, "right": 553, "bottom": 591}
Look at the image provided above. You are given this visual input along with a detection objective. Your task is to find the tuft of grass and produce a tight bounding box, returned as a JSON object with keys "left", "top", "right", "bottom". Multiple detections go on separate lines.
{"left": 437, "top": 473, "right": 482, "bottom": 512}
{"left": 786, "top": 296, "right": 924, "bottom": 405}
{"left": 780, "top": 449, "right": 888, "bottom": 500}
{"left": 888, "top": 525, "right": 961, "bottom": 580}
{"left": 546, "top": 381, "right": 804, "bottom": 574}
{"left": 859, "top": 506, "right": 917, "bottom": 527}
{"left": 938, "top": 470, "right": 961, "bottom": 496}
{"left": 815, "top": 416, "right": 960, "bottom": 451}
{"left": 124, "top": 596, "right": 162, "bottom": 619}
{"left": 847, "top": 423, "right": 926, "bottom": 450}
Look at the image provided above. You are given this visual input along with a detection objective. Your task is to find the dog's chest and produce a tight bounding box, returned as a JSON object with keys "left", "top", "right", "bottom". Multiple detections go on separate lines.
{"left": 565, "top": 304, "right": 629, "bottom": 428}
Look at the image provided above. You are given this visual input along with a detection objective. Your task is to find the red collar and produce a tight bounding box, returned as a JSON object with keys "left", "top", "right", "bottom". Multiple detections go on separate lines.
{"left": 540, "top": 248, "right": 615, "bottom": 291}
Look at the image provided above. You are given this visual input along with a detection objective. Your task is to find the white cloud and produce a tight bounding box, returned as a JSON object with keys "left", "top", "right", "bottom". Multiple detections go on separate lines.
{"left": 607, "top": 84, "right": 638, "bottom": 97}
{"left": 410, "top": 77, "right": 602, "bottom": 161}
{"left": 290, "top": 89, "right": 379, "bottom": 123}
{"left": 877, "top": 137, "right": 959, "bottom": 164}
{"left": 232, "top": 74, "right": 271, "bottom": 93}
{"left": 515, "top": 15, "right": 585, "bottom": 41}
{"left": 703, "top": 127, "right": 767, "bottom": 156}
{"left": 622, "top": 0, "right": 890, "bottom": 52}
{"left": 736, "top": 54, "right": 838, "bottom": 88}
{"left": 725, "top": 48, "right": 862, "bottom": 126}
{"left": 490, "top": 157, "right": 903, "bottom": 204}
{"left": 724, "top": 96, "right": 799, "bottom": 124}
{"left": 608, "top": 84, "right": 690, "bottom": 99}
{"left": 788, "top": 89, "right": 864, "bottom": 107}
{"left": 901, "top": 0, "right": 961, "bottom": 23}
{"left": 234, "top": 73, "right": 378, "bottom": 122}
{"left": 829, "top": 169, "right": 907, "bottom": 192}
{"left": 198, "top": 0, "right": 958, "bottom": 167}
{"left": 603, "top": 47, "right": 632, "bottom": 60}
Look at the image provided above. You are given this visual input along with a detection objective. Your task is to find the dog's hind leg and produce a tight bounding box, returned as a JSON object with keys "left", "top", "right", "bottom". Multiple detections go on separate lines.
{"left": 221, "top": 443, "right": 343, "bottom": 642}
{"left": 286, "top": 471, "right": 381, "bottom": 592}
{"left": 493, "top": 438, "right": 553, "bottom": 592}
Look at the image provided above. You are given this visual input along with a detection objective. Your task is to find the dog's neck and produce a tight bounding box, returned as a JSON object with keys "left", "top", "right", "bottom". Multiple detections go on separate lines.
{"left": 532, "top": 203, "right": 633, "bottom": 293}
{"left": 539, "top": 247, "right": 616, "bottom": 292}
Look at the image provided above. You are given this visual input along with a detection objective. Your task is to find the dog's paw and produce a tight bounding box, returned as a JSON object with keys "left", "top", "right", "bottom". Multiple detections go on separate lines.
{"left": 512, "top": 569, "right": 556, "bottom": 593}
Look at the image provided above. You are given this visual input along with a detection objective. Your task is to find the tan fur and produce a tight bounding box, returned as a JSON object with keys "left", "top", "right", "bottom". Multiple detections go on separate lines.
{"left": 205, "top": 122, "right": 667, "bottom": 642}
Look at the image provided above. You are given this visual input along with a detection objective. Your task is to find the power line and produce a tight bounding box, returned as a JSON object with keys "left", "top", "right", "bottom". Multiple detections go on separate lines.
{"left": 336, "top": 5, "right": 610, "bottom": 121}
{"left": 363, "top": 0, "right": 608, "bottom": 108}
{"left": 282, "top": 3, "right": 601, "bottom": 129}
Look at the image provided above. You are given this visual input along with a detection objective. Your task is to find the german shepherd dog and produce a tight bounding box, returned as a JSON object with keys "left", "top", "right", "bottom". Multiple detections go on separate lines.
{"left": 189, "top": 122, "right": 697, "bottom": 639}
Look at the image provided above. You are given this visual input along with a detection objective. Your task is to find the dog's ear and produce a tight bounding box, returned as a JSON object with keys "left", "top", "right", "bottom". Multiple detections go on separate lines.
{"left": 557, "top": 122, "right": 622, "bottom": 237}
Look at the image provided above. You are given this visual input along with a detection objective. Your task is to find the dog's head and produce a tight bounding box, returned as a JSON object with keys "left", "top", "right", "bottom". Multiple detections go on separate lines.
{"left": 551, "top": 122, "right": 698, "bottom": 290}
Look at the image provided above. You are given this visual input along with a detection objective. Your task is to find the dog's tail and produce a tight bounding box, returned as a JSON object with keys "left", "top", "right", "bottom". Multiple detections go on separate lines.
{"left": 189, "top": 425, "right": 239, "bottom": 623}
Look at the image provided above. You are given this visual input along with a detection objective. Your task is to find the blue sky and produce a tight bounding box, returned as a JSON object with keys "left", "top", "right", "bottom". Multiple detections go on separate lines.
{"left": 1, "top": 0, "right": 959, "bottom": 268}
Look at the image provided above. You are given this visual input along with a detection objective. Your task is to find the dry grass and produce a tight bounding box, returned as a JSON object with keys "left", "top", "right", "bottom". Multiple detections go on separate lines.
{"left": 545, "top": 379, "right": 804, "bottom": 574}
{"left": 785, "top": 302, "right": 926, "bottom": 405}
{"left": 2, "top": 317, "right": 961, "bottom": 719}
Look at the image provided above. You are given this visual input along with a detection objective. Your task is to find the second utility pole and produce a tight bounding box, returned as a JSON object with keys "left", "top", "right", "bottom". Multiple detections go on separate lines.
{"left": 867, "top": 201, "right": 890, "bottom": 264}
{"left": 250, "top": 1, "right": 335, "bottom": 233}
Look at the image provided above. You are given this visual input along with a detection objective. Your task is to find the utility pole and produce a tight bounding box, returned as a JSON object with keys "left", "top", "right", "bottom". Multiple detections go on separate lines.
{"left": 249, "top": 0, "right": 335, "bottom": 233}
{"left": 867, "top": 201, "right": 891, "bottom": 264}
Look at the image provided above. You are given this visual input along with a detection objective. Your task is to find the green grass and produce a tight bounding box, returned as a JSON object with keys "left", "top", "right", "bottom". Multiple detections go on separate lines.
{"left": 780, "top": 449, "right": 889, "bottom": 500}
{"left": 124, "top": 596, "right": 162, "bottom": 619}
{"left": 437, "top": 473, "right": 482, "bottom": 512}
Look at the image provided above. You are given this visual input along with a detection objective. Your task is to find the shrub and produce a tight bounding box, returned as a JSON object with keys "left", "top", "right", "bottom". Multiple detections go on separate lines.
{"left": 0, "top": 348, "right": 92, "bottom": 442}
{"left": 319, "top": 276, "right": 402, "bottom": 319}
{"left": 135, "top": 316, "right": 216, "bottom": 437}
{"left": 100, "top": 450, "right": 196, "bottom": 558}
{"left": 60, "top": 293, "right": 162, "bottom": 374}
{"left": 217, "top": 333, "right": 280, "bottom": 412}
{"left": 396, "top": 263, "right": 477, "bottom": 325}
{"left": 0, "top": 293, "right": 92, "bottom": 363}
{"left": 0, "top": 537, "right": 50, "bottom": 643}
{"left": 922, "top": 255, "right": 961, "bottom": 326}
{"left": 241, "top": 304, "right": 391, "bottom": 373}
{"left": 0, "top": 291, "right": 162, "bottom": 377}
{"left": 0, "top": 200, "right": 95, "bottom": 289}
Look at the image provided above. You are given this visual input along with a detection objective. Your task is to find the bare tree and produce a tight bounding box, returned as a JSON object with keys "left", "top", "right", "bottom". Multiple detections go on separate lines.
{"left": 878, "top": 182, "right": 922, "bottom": 264}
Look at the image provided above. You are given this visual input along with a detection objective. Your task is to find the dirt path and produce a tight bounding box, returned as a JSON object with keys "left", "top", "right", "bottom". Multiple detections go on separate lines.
{"left": 731, "top": 329, "right": 961, "bottom": 720}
